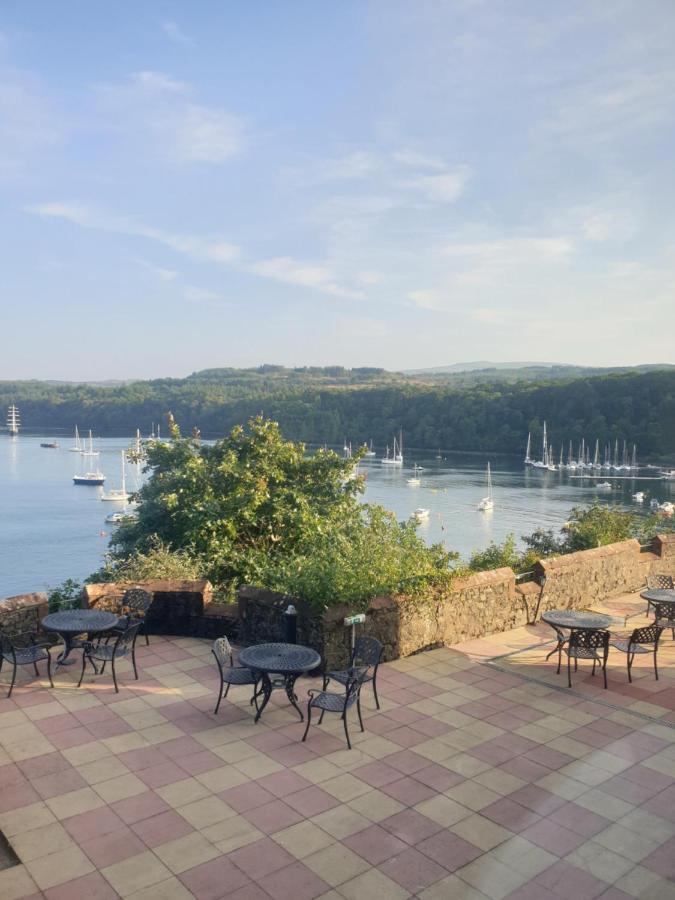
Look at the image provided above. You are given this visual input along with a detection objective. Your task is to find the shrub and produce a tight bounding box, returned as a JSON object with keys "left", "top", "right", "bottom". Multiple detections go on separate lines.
{"left": 47, "top": 579, "right": 82, "bottom": 612}
{"left": 88, "top": 537, "right": 204, "bottom": 584}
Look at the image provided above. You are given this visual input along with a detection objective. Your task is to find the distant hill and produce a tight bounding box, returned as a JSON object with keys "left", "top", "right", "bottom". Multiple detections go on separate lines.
{"left": 405, "top": 362, "right": 675, "bottom": 376}
{"left": 403, "top": 361, "right": 561, "bottom": 374}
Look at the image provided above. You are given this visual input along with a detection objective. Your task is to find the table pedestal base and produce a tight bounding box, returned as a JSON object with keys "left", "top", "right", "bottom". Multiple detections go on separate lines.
{"left": 252, "top": 673, "right": 303, "bottom": 723}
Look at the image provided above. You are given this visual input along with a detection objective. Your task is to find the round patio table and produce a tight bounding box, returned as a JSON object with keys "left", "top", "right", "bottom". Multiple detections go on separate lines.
{"left": 541, "top": 610, "right": 612, "bottom": 631}
{"left": 640, "top": 589, "right": 675, "bottom": 614}
{"left": 238, "top": 642, "right": 321, "bottom": 723}
{"left": 42, "top": 609, "right": 120, "bottom": 665}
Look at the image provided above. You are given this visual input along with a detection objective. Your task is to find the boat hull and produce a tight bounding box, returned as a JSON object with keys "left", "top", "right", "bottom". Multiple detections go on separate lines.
{"left": 73, "top": 475, "right": 105, "bottom": 485}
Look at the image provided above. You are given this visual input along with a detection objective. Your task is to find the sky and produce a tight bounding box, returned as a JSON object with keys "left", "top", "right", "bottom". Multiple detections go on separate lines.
{"left": 2, "top": 0, "right": 675, "bottom": 380}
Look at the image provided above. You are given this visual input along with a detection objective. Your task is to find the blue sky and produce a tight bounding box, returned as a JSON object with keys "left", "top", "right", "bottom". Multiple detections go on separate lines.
{"left": 2, "top": 1, "right": 674, "bottom": 379}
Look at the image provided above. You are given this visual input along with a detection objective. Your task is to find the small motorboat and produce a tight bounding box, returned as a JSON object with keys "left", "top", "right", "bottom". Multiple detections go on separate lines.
{"left": 410, "top": 507, "right": 430, "bottom": 520}
{"left": 650, "top": 498, "right": 660, "bottom": 509}
{"left": 596, "top": 482, "right": 612, "bottom": 490}
{"left": 632, "top": 492, "right": 645, "bottom": 503}
{"left": 105, "top": 509, "right": 136, "bottom": 524}
{"left": 40, "top": 442, "right": 59, "bottom": 449}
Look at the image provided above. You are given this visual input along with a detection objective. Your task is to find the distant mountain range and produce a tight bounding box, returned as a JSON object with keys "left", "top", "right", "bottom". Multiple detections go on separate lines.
{"left": 404, "top": 361, "right": 675, "bottom": 376}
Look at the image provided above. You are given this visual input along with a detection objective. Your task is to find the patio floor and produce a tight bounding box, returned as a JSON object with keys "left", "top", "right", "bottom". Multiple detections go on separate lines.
{"left": 0, "top": 593, "right": 674, "bottom": 899}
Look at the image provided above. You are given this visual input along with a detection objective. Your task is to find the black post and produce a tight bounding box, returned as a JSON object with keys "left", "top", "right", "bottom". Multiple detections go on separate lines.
{"left": 282, "top": 604, "right": 298, "bottom": 644}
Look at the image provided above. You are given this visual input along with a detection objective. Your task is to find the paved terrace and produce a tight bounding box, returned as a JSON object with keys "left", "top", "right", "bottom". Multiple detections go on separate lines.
{"left": 0, "top": 591, "right": 674, "bottom": 900}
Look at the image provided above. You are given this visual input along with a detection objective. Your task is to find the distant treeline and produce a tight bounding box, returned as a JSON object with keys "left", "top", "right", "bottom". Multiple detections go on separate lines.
{"left": 2, "top": 366, "right": 675, "bottom": 460}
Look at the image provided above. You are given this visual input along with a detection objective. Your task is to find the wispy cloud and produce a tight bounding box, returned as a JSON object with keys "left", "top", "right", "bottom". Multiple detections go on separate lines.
{"left": 247, "top": 256, "right": 365, "bottom": 300}
{"left": 95, "top": 70, "right": 243, "bottom": 164}
{"left": 184, "top": 286, "right": 227, "bottom": 305}
{"left": 161, "top": 20, "right": 194, "bottom": 46}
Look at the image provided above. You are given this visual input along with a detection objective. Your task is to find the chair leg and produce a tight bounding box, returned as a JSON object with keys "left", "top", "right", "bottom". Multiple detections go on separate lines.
{"left": 132, "top": 648, "right": 139, "bottom": 680}
{"left": 556, "top": 643, "right": 562, "bottom": 674}
{"left": 111, "top": 659, "right": 119, "bottom": 693}
{"left": 33, "top": 662, "right": 39, "bottom": 677}
{"left": 77, "top": 653, "right": 87, "bottom": 688}
{"left": 214, "top": 676, "right": 224, "bottom": 714}
{"left": 372, "top": 671, "right": 381, "bottom": 710}
{"left": 357, "top": 695, "right": 364, "bottom": 732}
{"left": 224, "top": 682, "right": 231, "bottom": 698}
{"left": 654, "top": 649, "right": 659, "bottom": 681}
{"left": 7, "top": 662, "right": 17, "bottom": 699}
{"left": 342, "top": 712, "right": 352, "bottom": 750}
{"left": 46, "top": 652, "right": 54, "bottom": 689}
{"left": 302, "top": 703, "right": 312, "bottom": 742}
{"left": 602, "top": 658, "right": 607, "bottom": 690}
{"left": 567, "top": 653, "right": 572, "bottom": 688}
{"left": 627, "top": 653, "right": 633, "bottom": 684}
{"left": 318, "top": 709, "right": 326, "bottom": 725}
{"left": 591, "top": 659, "right": 596, "bottom": 676}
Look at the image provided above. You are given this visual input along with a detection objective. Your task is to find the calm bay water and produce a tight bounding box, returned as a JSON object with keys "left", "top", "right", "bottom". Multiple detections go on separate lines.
{"left": 2, "top": 433, "right": 673, "bottom": 598}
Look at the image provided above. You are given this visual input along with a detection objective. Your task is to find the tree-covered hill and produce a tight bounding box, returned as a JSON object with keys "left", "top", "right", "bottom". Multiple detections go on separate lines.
{"left": 1, "top": 366, "right": 674, "bottom": 460}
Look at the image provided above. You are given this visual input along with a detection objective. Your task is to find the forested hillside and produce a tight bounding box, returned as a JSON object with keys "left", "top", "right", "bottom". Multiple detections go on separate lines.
{"left": 2, "top": 367, "right": 674, "bottom": 460}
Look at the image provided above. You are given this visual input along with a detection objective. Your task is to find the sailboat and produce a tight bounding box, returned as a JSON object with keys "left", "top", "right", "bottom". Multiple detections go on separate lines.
{"left": 524, "top": 433, "right": 532, "bottom": 466}
{"left": 73, "top": 456, "right": 105, "bottom": 486}
{"left": 6, "top": 405, "right": 19, "bottom": 436}
{"left": 381, "top": 431, "right": 403, "bottom": 465}
{"left": 81, "top": 430, "right": 99, "bottom": 457}
{"left": 478, "top": 462, "right": 494, "bottom": 511}
{"left": 70, "top": 425, "right": 83, "bottom": 453}
{"left": 407, "top": 464, "right": 422, "bottom": 485}
{"left": 101, "top": 451, "right": 129, "bottom": 502}
{"left": 363, "top": 440, "right": 376, "bottom": 458}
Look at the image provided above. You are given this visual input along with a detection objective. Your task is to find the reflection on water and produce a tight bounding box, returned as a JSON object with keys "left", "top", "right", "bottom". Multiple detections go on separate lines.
{"left": 1, "top": 436, "right": 673, "bottom": 598}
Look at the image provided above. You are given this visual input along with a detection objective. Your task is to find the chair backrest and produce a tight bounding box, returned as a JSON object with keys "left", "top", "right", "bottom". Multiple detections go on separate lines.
{"left": 0, "top": 632, "right": 15, "bottom": 657}
{"left": 212, "top": 637, "right": 234, "bottom": 669}
{"left": 123, "top": 588, "right": 153, "bottom": 614}
{"left": 646, "top": 574, "right": 674, "bottom": 591}
{"left": 629, "top": 624, "right": 663, "bottom": 647}
{"left": 344, "top": 666, "right": 371, "bottom": 707}
{"left": 113, "top": 620, "right": 143, "bottom": 654}
{"left": 569, "top": 628, "right": 609, "bottom": 653}
{"left": 352, "top": 635, "right": 383, "bottom": 668}
{"left": 653, "top": 602, "right": 675, "bottom": 623}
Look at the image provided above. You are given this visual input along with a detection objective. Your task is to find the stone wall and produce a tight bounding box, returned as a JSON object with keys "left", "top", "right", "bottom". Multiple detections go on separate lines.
{"left": 236, "top": 534, "right": 675, "bottom": 667}
{"left": 84, "top": 580, "right": 233, "bottom": 639}
{"left": 0, "top": 593, "right": 49, "bottom": 638}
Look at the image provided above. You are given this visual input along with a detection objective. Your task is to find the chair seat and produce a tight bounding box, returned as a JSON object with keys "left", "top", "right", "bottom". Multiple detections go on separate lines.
{"left": 611, "top": 640, "right": 652, "bottom": 654}
{"left": 310, "top": 690, "right": 356, "bottom": 712}
{"left": 654, "top": 617, "right": 675, "bottom": 627}
{"left": 222, "top": 666, "right": 258, "bottom": 685}
{"left": 566, "top": 647, "right": 603, "bottom": 661}
{"left": 327, "top": 666, "right": 371, "bottom": 686}
{"left": 3, "top": 646, "right": 50, "bottom": 665}
{"left": 87, "top": 644, "right": 129, "bottom": 662}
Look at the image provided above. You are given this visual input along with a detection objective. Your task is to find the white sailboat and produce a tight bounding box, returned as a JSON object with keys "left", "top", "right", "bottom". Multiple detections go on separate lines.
{"left": 410, "top": 507, "right": 430, "bottom": 520}
{"left": 381, "top": 431, "right": 403, "bottom": 465}
{"left": 478, "top": 462, "right": 494, "bottom": 511}
{"left": 363, "top": 440, "right": 376, "bottom": 458}
{"left": 101, "top": 451, "right": 129, "bottom": 502}
{"left": 6, "top": 405, "right": 19, "bottom": 436}
{"left": 407, "top": 464, "right": 422, "bottom": 485}
{"left": 524, "top": 433, "right": 532, "bottom": 466}
{"left": 70, "top": 425, "right": 83, "bottom": 453}
{"left": 81, "top": 430, "right": 99, "bottom": 457}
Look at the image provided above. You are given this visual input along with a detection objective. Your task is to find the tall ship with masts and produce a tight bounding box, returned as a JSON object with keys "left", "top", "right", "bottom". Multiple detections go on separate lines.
{"left": 6, "top": 405, "right": 20, "bottom": 436}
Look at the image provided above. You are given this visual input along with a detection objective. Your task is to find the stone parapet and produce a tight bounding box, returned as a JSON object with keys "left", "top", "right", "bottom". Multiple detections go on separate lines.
{"left": 0, "top": 593, "right": 49, "bottom": 638}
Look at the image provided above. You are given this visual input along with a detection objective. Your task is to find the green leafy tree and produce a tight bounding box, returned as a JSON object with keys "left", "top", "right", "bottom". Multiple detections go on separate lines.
{"left": 89, "top": 537, "right": 204, "bottom": 584}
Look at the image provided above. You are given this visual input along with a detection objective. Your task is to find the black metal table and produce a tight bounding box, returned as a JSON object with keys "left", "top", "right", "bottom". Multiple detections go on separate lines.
{"left": 238, "top": 643, "right": 321, "bottom": 723}
{"left": 42, "top": 609, "right": 120, "bottom": 666}
{"left": 541, "top": 610, "right": 612, "bottom": 631}
{"left": 640, "top": 589, "right": 675, "bottom": 614}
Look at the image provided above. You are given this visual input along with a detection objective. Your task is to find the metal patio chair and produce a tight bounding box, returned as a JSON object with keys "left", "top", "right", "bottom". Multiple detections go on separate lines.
{"left": 303, "top": 668, "right": 368, "bottom": 750}
{"left": 0, "top": 632, "right": 54, "bottom": 698}
{"left": 323, "top": 635, "right": 383, "bottom": 709}
{"left": 653, "top": 601, "right": 675, "bottom": 641}
{"left": 645, "top": 574, "right": 674, "bottom": 615}
{"left": 78, "top": 620, "right": 143, "bottom": 693}
{"left": 611, "top": 624, "right": 663, "bottom": 683}
{"left": 211, "top": 637, "right": 260, "bottom": 714}
{"left": 545, "top": 621, "right": 569, "bottom": 673}
{"left": 563, "top": 628, "right": 610, "bottom": 689}
{"left": 114, "top": 588, "right": 153, "bottom": 646}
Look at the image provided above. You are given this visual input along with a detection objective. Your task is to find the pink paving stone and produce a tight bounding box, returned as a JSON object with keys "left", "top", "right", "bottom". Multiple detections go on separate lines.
{"left": 176, "top": 749, "right": 224, "bottom": 776}
{"left": 380, "top": 845, "right": 448, "bottom": 893}
{"left": 245, "top": 730, "right": 294, "bottom": 753}
{"left": 470, "top": 741, "right": 519, "bottom": 766}
{"left": 482, "top": 798, "right": 542, "bottom": 833}
{"left": 499, "top": 755, "right": 552, "bottom": 783}
{"left": 361, "top": 714, "right": 400, "bottom": 735}
{"left": 408, "top": 681, "right": 445, "bottom": 698}
{"left": 380, "top": 776, "right": 437, "bottom": 806}
{"left": 132, "top": 809, "right": 194, "bottom": 847}
{"left": 381, "top": 688, "right": 421, "bottom": 705}
{"left": 179, "top": 855, "right": 252, "bottom": 900}
{"left": 48, "top": 725, "right": 94, "bottom": 749}
{"left": 256, "top": 860, "right": 330, "bottom": 900}
{"left": 267, "top": 742, "right": 318, "bottom": 767}
{"left": 33, "top": 766, "right": 89, "bottom": 799}
{"left": 221, "top": 782, "right": 278, "bottom": 813}
{"left": 298, "top": 731, "right": 345, "bottom": 754}
{"left": 256, "top": 770, "right": 313, "bottom": 799}
{"left": 64, "top": 806, "right": 127, "bottom": 843}
{"left": 344, "top": 823, "right": 408, "bottom": 865}
{"left": 18, "top": 752, "right": 71, "bottom": 779}
{"left": 385, "top": 725, "right": 428, "bottom": 748}
{"left": 352, "top": 760, "right": 404, "bottom": 788}
{"left": 621, "top": 763, "right": 674, "bottom": 791}
{"left": 384, "top": 705, "right": 426, "bottom": 725}
{"left": 111, "top": 790, "right": 171, "bottom": 824}
{"left": 228, "top": 836, "right": 296, "bottom": 879}
{"left": 242, "top": 798, "right": 304, "bottom": 834}
{"left": 547, "top": 802, "right": 610, "bottom": 838}
{"left": 412, "top": 763, "right": 463, "bottom": 792}
{"left": 157, "top": 735, "right": 205, "bottom": 758}
{"left": 380, "top": 809, "right": 443, "bottom": 845}
{"left": 385, "top": 749, "right": 429, "bottom": 775}
{"left": 601, "top": 774, "right": 660, "bottom": 804}
{"left": 494, "top": 733, "right": 539, "bottom": 756}
{"left": 283, "top": 786, "right": 339, "bottom": 817}
{"left": 73, "top": 705, "right": 117, "bottom": 725}
{"left": 85, "top": 718, "right": 134, "bottom": 740}
{"left": 416, "top": 828, "right": 483, "bottom": 872}
{"left": 507, "top": 784, "right": 567, "bottom": 815}
{"left": 504, "top": 883, "right": 557, "bottom": 900}
{"left": 43, "top": 871, "right": 120, "bottom": 900}
{"left": 642, "top": 836, "right": 675, "bottom": 880}
{"left": 118, "top": 746, "right": 166, "bottom": 772}
{"left": 171, "top": 712, "right": 220, "bottom": 733}
{"left": 592, "top": 889, "right": 634, "bottom": 900}
{"left": 520, "top": 817, "right": 587, "bottom": 856}
{"left": 228, "top": 885, "right": 279, "bottom": 900}
{"left": 0, "top": 781, "right": 40, "bottom": 812}
{"left": 585, "top": 719, "right": 632, "bottom": 740}
{"left": 523, "top": 745, "right": 575, "bottom": 770}
{"left": 0, "top": 764, "right": 27, "bottom": 787}
{"left": 37, "top": 712, "right": 83, "bottom": 736}
{"left": 567, "top": 726, "right": 617, "bottom": 749}
{"left": 137, "top": 759, "right": 189, "bottom": 789}
{"left": 81, "top": 826, "right": 147, "bottom": 868}
{"left": 535, "top": 860, "right": 610, "bottom": 899}
{"left": 413, "top": 716, "right": 452, "bottom": 737}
